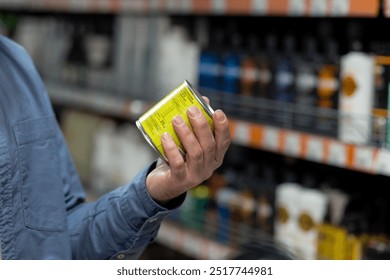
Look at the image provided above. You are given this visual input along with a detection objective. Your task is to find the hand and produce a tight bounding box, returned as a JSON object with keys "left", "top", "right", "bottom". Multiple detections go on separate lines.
{"left": 146, "top": 104, "right": 231, "bottom": 204}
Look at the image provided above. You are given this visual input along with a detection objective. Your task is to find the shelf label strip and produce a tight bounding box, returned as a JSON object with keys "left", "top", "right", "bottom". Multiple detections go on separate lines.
{"left": 251, "top": 0, "right": 268, "bottom": 14}
{"left": 374, "top": 149, "right": 390, "bottom": 176}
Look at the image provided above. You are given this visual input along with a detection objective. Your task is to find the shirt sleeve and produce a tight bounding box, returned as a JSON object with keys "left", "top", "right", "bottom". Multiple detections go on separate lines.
{"left": 67, "top": 161, "right": 185, "bottom": 260}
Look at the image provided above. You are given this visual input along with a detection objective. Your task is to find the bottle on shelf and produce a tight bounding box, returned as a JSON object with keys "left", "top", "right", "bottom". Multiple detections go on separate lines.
{"left": 255, "top": 34, "right": 277, "bottom": 124}
{"left": 316, "top": 38, "right": 340, "bottom": 137}
{"left": 293, "top": 35, "right": 321, "bottom": 133}
{"left": 370, "top": 41, "right": 390, "bottom": 148}
{"left": 220, "top": 25, "right": 243, "bottom": 116}
{"left": 338, "top": 21, "right": 375, "bottom": 145}
{"left": 272, "top": 34, "right": 296, "bottom": 128}
{"left": 338, "top": 52, "right": 375, "bottom": 145}
{"left": 239, "top": 34, "right": 260, "bottom": 120}
{"left": 197, "top": 27, "right": 225, "bottom": 110}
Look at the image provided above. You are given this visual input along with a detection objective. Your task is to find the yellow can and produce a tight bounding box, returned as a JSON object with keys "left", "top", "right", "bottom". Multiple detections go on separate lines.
{"left": 136, "top": 80, "right": 215, "bottom": 161}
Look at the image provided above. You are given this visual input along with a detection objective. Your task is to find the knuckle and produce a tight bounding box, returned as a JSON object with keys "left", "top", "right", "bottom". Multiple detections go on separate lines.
{"left": 189, "top": 149, "right": 203, "bottom": 161}
{"left": 206, "top": 138, "right": 216, "bottom": 150}
{"left": 169, "top": 158, "right": 184, "bottom": 169}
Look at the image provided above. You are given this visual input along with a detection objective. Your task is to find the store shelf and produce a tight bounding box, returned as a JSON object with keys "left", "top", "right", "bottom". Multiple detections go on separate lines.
{"left": 46, "top": 81, "right": 152, "bottom": 121}
{"left": 47, "top": 81, "right": 390, "bottom": 177}
{"left": 155, "top": 220, "right": 238, "bottom": 260}
{"left": 230, "top": 118, "right": 390, "bottom": 176}
{"left": 0, "top": 0, "right": 380, "bottom": 17}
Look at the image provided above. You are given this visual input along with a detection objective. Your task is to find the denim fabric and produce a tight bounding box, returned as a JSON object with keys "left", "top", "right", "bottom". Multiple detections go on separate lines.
{"left": 0, "top": 35, "right": 180, "bottom": 259}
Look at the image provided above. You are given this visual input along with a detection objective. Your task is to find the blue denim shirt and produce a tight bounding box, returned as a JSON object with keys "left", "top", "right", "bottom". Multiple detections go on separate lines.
{"left": 0, "top": 35, "right": 181, "bottom": 259}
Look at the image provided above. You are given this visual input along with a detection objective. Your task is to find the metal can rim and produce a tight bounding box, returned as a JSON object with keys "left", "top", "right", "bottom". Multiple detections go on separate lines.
{"left": 136, "top": 119, "right": 168, "bottom": 162}
{"left": 184, "top": 80, "right": 215, "bottom": 118}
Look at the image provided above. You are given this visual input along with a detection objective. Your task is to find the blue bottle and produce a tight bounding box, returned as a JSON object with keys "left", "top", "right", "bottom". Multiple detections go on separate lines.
{"left": 221, "top": 31, "right": 243, "bottom": 115}
{"left": 273, "top": 35, "right": 296, "bottom": 128}
{"left": 198, "top": 29, "right": 225, "bottom": 94}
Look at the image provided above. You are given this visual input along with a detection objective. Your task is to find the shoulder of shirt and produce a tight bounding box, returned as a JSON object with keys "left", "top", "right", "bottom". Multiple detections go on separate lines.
{"left": 0, "top": 34, "right": 31, "bottom": 59}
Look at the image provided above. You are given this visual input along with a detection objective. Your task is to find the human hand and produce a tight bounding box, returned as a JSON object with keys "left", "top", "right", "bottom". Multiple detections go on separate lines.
{"left": 145, "top": 103, "right": 231, "bottom": 205}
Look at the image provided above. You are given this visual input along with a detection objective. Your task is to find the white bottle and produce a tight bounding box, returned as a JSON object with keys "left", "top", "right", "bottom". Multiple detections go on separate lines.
{"left": 295, "top": 187, "right": 328, "bottom": 260}
{"left": 338, "top": 52, "right": 375, "bottom": 144}
{"left": 274, "top": 182, "right": 303, "bottom": 257}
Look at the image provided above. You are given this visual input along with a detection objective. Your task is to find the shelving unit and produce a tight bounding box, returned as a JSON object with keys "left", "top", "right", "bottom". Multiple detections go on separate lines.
{"left": 47, "top": 81, "right": 390, "bottom": 177}
{"left": 230, "top": 119, "right": 390, "bottom": 176}
{"left": 0, "top": 0, "right": 380, "bottom": 17}
{"left": 156, "top": 220, "right": 239, "bottom": 260}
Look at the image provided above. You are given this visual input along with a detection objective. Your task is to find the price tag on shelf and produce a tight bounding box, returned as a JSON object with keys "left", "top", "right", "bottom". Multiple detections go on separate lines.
{"left": 213, "top": 0, "right": 226, "bottom": 13}
{"left": 94, "top": 0, "right": 110, "bottom": 10}
{"left": 306, "top": 137, "right": 324, "bottom": 162}
{"left": 284, "top": 132, "right": 301, "bottom": 157}
{"left": 34, "top": 0, "right": 46, "bottom": 9}
{"left": 328, "top": 141, "right": 347, "bottom": 167}
{"left": 69, "top": 0, "right": 88, "bottom": 11}
{"left": 374, "top": 149, "right": 390, "bottom": 176}
{"left": 310, "top": 0, "right": 328, "bottom": 16}
{"left": 354, "top": 146, "right": 375, "bottom": 172}
{"left": 263, "top": 127, "right": 280, "bottom": 151}
{"left": 233, "top": 122, "right": 250, "bottom": 146}
{"left": 121, "top": 0, "right": 145, "bottom": 12}
{"left": 167, "top": 0, "right": 181, "bottom": 12}
{"left": 148, "top": 0, "right": 160, "bottom": 12}
{"left": 330, "top": 0, "right": 350, "bottom": 16}
{"left": 288, "top": 0, "right": 306, "bottom": 16}
{"left": 251, "top": 0, "right": 268, "bottom": 15}
{"left": 181, "top": 0, "right": 192, "bottom": 13}
{"left": 0, "top": 0, "right": 13, "bottom": 6}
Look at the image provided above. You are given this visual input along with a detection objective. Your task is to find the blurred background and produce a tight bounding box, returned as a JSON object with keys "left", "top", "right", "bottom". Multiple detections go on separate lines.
{"left": 2, "top": 0, "right": 390, "bottom": 260}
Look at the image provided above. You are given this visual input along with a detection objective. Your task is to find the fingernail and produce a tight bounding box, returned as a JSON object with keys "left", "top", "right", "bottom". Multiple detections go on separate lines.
{"left": 173, "top": 115, "right": 185, "bottom": 125}
{"left": 161, "top": 132, "right": 172, "bottom": 142}
{"left": 215, "top": 109, "right": 226, "bottom": 123}
{"left": 187, "top": 106, "right": 201, "bottom": 118}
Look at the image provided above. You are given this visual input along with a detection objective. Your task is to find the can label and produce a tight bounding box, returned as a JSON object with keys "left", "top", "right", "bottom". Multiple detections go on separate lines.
{"left": 136, "top": 80, "right": 214, "bottom": 161}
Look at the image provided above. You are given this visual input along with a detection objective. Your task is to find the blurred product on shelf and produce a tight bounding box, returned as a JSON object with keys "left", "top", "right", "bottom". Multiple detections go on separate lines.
{"left": 61, "top": 110, "right": 155, "bottom": 197}
{"left": 371, "top": 51, "right": 390, "bottom": 148}
{"left": 240, "top": 34, "right": 260, "bottom": 99}
{"left": 315, "top": 38, "right": 340, "bottom": 137}
{"left": 274, "top": 182, "right": 303, "bottom": 257}
{"left": 61, "top": 110, "right": 109, "bottom": 187}
{"left": 272, "top": 34, "right": 296, "bottom": 128}
{"left": 221, "top": 25, "right": 242, "bottom": 97}
{"left": 90, "top": 121, "right": 155, "bottom": 195}
{"left": 293, "top": 35, "right": 320, "bottom": 132}
{"left": 154, "top": 20, "right": 200, "bottom": 100}
{"left": 0, "top": 13, "right": 18, "bottom": 36}
{"left": 338, "top": 51, "right": 375, "bottom": 145}
{"left": 198, "top": 26, "right": 224, "bottom": 93}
